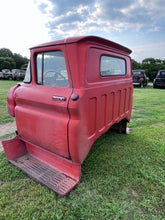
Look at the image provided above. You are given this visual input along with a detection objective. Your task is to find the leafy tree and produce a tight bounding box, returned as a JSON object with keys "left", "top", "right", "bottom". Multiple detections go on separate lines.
{"left": 141, "top": 58, "right": 165, "bottom": 80}
{"left": 0, "top": 48, "right": 13, "bottom": 58}
{"left": 155, "top": 59, "right": 165, "bottom": 70}
{"left": 132, "top": 59, "right": 141, "bottom": 70}
{"left": 21, "top": 63, "right": 28, "bottom": 68}
{"left": 13, "top": 53, "right": 29, "bottom": 69}
{"left": 163, "top": 59, "right": 165, "bottom": 65}
{"left": 0, "top": 57, "right": 16, "bottom": 70}
{"left": 0, "top": 48, "right": 29, "bottom": 70}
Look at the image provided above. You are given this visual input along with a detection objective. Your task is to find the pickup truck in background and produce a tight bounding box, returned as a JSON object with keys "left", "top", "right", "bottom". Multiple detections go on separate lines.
{"left": 11, "top": 69, "right": 26, "bottom": 80}
{"left": 153, "top": 70, "right": 165, "bottom": 88}
{"left": 132, "top": 69, "right": 149, "bottom": 87}
{"left": 1, "top": 69, "right": 13, "bottom": 80}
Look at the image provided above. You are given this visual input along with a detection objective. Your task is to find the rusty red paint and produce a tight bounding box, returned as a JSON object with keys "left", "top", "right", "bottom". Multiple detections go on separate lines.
{"left": 3, "top": 36, "right": 133, "bottom": 196}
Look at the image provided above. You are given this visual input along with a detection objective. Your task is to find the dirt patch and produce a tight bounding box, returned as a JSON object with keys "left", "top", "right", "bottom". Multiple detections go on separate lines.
{"left": 151, "top": 122, "right": 165, "bottom": 127}
{"left": 0, "top": 121, "right": 16, "bottom": 152}
{"left": 0, "top": 121, "right": 16, "bottom": 137}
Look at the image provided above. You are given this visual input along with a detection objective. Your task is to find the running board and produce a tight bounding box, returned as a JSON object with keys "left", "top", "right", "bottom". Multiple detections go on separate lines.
{"left": 2, "top": 136, "right": 81, "bottom": 196}
{"left": 10, "top": 154, "right": 78, "bottom": 196}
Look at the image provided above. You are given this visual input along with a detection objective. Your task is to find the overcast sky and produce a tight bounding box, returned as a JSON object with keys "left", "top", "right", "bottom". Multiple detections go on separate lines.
{"left": 0, "top": 0, "right": 165, "bottom": 62}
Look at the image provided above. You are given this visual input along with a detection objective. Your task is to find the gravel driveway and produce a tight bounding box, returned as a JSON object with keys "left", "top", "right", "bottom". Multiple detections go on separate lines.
{"left": 0, "top": 121, "right": 16, "bottom": 152}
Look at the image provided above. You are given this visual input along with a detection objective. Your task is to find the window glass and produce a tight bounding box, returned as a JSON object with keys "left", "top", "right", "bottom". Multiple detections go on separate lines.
{"left": 36, "top": 51, "right": 69, "bottom": 87}
{"left": 159, "top": 71, "right": 165, "bottom": 78}
{"left": 133, "top": 71, "right": 142, "bottom": 75}
{"left": 24, "top": 62, "right": 31, "bottom": 83}
{"left": 100, "top": 56, "right": 126, "bottom": 76}
{"left": 36, "top": 54, "right": 42, "bottom": 84}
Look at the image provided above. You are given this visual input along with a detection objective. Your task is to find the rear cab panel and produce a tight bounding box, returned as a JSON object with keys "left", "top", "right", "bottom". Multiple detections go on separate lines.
{"left": 67, "top": 37, "right": 133, "bottom": 163}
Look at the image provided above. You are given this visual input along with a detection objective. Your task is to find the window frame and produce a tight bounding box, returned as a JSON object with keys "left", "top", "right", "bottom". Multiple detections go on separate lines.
{"left": 100, "top": 54, "right": 126, "bottom": 77}
{"left": 35, "top": 50, "right": 69, "bottom": 87}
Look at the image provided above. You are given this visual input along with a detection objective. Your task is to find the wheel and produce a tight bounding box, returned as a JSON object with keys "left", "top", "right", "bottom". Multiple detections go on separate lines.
{"left": 8, "top": 76, "right": 13, "bottom": 80}
{"left": 140, "top": 82, "right": 144, "bottom": 88}
{"left": 111, "top": 120, "right": 127, "bottom": 134}
{"left": 118, "top": 120, "right": 127, "bottom": 134}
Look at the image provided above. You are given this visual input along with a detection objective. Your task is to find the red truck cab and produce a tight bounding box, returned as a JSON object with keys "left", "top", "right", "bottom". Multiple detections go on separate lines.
{"left": 2, "top": 36, "right": 133, "bottom": 196}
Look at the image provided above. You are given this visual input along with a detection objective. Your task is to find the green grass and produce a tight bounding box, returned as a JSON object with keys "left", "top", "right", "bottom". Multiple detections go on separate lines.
{"left": 0, "top": 86, "right": 165, "bottom": 219}
{"left": 0, "top": 80, "right": 19, "bottom": 123}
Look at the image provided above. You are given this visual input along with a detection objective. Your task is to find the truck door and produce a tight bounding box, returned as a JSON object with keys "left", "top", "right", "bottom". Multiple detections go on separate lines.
{"left": 15, "top": 49, "right": 72, "bottom": 159}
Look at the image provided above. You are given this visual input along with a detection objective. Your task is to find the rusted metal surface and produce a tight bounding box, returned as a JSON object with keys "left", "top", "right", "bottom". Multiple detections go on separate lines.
{"left": 10, "top": 154, "right": 78, "bottom": 196}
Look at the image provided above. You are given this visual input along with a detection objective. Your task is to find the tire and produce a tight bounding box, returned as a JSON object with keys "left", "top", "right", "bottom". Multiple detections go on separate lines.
{"left": 111, "top": 120, "right": 127, "bottom": 134}
{"left": 140, "top": 82, "right": 144, "bottom": 88}
{"left": 8, "top": 76, "right": 13, "bottom": 80}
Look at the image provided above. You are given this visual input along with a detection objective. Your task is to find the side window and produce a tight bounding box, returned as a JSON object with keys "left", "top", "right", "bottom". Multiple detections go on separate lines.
{"left": 36, "top": 54, "right": 42, "bottom": 84}
{"left": 100, "top": 55, "right": 126, "bottom": 76}
{"left": 24, "top": 62, "right": 31, "bottom": 83}
{"left": 36, "top": 51, "right": 69, "bottom": 87}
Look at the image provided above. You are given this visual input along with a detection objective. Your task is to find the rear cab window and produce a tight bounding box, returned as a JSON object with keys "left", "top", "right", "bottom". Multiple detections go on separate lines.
{"left": 158, "top": 71, "right": 165, "bottom": 78}
{"left": 100, "top": 55, "right": 126, "bottom": 77}
{"left": 86, "top": 48, "right": 129, "bottom": 84}
{"left": 132, "top": 71, "right": 141, "bottom": 75}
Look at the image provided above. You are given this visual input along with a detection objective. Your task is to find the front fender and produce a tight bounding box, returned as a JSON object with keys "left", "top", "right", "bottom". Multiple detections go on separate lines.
{"left": 7, "top": 84, "right": 21, "bottom": 117}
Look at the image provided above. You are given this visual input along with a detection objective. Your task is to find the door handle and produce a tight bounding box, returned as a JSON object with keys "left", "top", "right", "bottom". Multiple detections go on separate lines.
{"left": 52, "top": 96, "right": 66, "bottom": 101}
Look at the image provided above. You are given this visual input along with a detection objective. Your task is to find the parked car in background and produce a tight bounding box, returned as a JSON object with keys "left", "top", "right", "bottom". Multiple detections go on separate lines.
{"left": 1, "top": 69, "right": 13, "bottom": 80}
{"left": 132, "top": 70, "right": 149, "bottom": 87}
{"left": 11, "top": 69, "right": 26, "bottom": 80}
{"left": 153, "top": 70, "right": 165, "bottom": 88}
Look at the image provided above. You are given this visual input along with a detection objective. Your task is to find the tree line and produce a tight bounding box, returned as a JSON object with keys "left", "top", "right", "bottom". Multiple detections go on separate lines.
{"left": 0, "top": 48, "right": 29, "bottom": 71}
{"left": 132, "top": 58, "right": 165, "bottom": 81}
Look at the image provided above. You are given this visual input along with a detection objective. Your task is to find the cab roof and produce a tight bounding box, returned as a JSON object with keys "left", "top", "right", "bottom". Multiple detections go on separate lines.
{"left": 31, "top": 36, "right": 132, "bottom": 55}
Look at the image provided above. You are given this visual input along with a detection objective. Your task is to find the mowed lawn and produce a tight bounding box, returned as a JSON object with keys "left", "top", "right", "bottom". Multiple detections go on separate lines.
{"left": 0, "top": 80, "right": 18, "bottom": 123}
{"left": 0, "top": 81, "right": 165, "bottom": 220}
